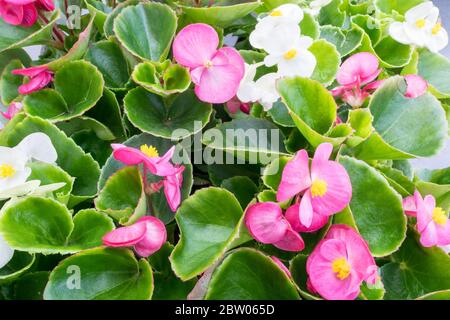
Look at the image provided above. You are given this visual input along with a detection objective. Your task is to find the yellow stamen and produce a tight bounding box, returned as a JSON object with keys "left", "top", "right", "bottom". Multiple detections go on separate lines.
{"left": 0, "top": 164, "right": 16, "bottom": 179}
{"left": 415, "top": 19, "right": 426, "bottom": 29}
{"left": 270, "top": 10, "right": 283, "bottom": 17}
{"left": 283, "top": 49, "right": 298, "bottom": 60}
{"left": 140, "top": 144, "right": 159, "bottom": 158}
{"left": 332, "top": 257, "right": 351, "bottom": 280}
{"left": 204, "top": 60, "right": 213, "bottom": 68}
{"left": 432, "top": 23, "right": 442, "bottom": 35}
{"left": 432, "top": 207, "right": 447, "bottom": 226}
{"left": 311, "top": 179, "right": 328, "bottom": 198}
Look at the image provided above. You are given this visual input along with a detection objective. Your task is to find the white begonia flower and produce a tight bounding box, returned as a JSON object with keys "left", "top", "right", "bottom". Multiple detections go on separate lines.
{"left": 249, "top": 4, "right": 303, "bottom": 53}
{"left": 264, "top": 35, "right": 317, "bottom": 77}
{"left": 308, "top": 0, "right": 332, "bottom": 16}
{"left": 0, "top": 234, "right": 14, "bottom": 269}
{"left": 236, "top": 64, "right": 281, "bottom": 111}
{"left": 389, "top": 1, "right": 448, "bottom": 53}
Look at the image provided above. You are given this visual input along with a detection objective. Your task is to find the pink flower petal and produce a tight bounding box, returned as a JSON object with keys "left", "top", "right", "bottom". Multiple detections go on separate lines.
{"left": 12, "top": 65, "right": 48, "bottom": 77}
{"left": 273, "top": 228, "right": 305, "bottom": 252}
{"left": 216, "top": 47, "right": 245, "bottom": 78}
{"left": 20, "top": 3, "right": 37, "bottom": 27}
{"left": 17, "top": 69, "right": 52, "bottom": 94}
{"left": 404, "top": 74, "right": 428, "bottom": 98}
{"left": 173, "top": 23, "right": 219, "bottom": 69}
{"left": 245, "top": 202, "right": 289, "bottom": 244}
{"left": 0, "top": 2, "right": 24, "bottom": 26}
{"left": 277, "top": 150, "right": 312, "bottom": 202}
{"left": 134, "top": 216, "right": 167, "bottom": 257}
{"left": 111, "top": 144, "right": 148, "bottom": 166}
{"left": 190, "top": 66, "right": 204, "bottom": 86}
{"left": 310, "top": 161, "right": 352, "bottom": 217}
{"left": 336, "top": 52, "right": 380, "bottom": 87}
{"left": 271, "top": 256, "right": 292, "bottom": 278}
{"left": 299, "top": 190, "right": 314, "bottom": 228}
{"left": 36, "top": 0, "right": 54, "bottom": 11}
{"left": 3, "top": 0, "right": 36, "bottom": 4}
{"left": 102, "top": 222, "right": 147, "bottom": 247}
{"left": 1, "top": 102, "right": 22, "bottom": 120}
{"left": 420, "top": 222, "right": 439, "bottom": 247}
{"left": 311, "top": 143, "right": 333, "bottom": 169}
{"left": 415, "top": 192, "right": 434, "bottom": 233}
{"left": 363, "top": 79, "right": 385, "bottom": 91}
{"left": 163, "top": 166, "right": 184, "bottom": 212}
{"left": 402, "top": 196, "right": 417, "bottom": 217}
{"left": 318, "top": 239, "right": 348, "bottom": 262}
{"left": 285, "top": 203, "right": 329, "bottom": 233}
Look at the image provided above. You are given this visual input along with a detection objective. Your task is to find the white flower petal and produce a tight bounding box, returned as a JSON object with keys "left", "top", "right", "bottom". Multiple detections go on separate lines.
{"left": 15, "top": 132, "right": 57, "bottom": 164}
{"left": 389, "top": 22, "right": 412, "bottom": 45}
{"left": 29, "top": 182, "right": 66, "bottom": 197}
{"left": 426, "top": 28, "right": 449, "bottom": 53}
{"left": 405, "top": 1, "right": 435, "bottom": 22}
{"left": 0, "top": 180, "right": 41, "bottom": 201}
{"left": 264, "top": 54, "right": 282, "bottom": 67}
{"left": 0, "top": 167, "right": 32, "bottom": 193}
{"left": 250, "top": 21, "right": 300, "bottom": 53}
{"left": 404, "top": 23, "right": 427, "bottom": 47}
{"left": 277, "top": 49, "right": 317, "bottom": 77}
{"left": 255, "top": 73, "right": 281, "bottom": 111}
{"left": 0, "top": 234, "right": 14, "bottom": 269}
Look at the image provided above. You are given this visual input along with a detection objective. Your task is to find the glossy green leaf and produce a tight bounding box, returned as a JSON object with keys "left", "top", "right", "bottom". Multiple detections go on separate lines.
{"left": 339, "top": 156, "right": 407, "bottom": 256}
{"left": 289, "top": 254, "right": 321, "bottom": 300}
{"left": 12, "top": 271, "right": 49, "bottom": 300}
{"left": 268, "top": 101, "right": 295, "bottom": 127}
{"left": 346, "top": 108, "right": 373, "bottom": 147}
{"left": 205, "top": 248, "right": 300, "bottom": 300}
{"left": 262, "top": 156, "right": 290, "bottom": 191}
{"left": 170, "top": 187, "right": 245, "bottom": 280}
{"left": 0, "top": 59, "right": 22, "bottom": 105}
{"left": 309, "top": 39, "right": 341, "bottom": 85}
{"left": 0, "top": 115, "right": 101, "bottom": 201}
{"left": 44, "top": 248, "right": 153, "bottom": 300}
{"left": 0, "top": 252, "right": 35, "bottom": 283}
{"left": 114, "top": 3, "right": 177, "bottom": 61}
{"left": 221, "top": 176, "right": 258, "bottom": 209}
{"left": 104, "top": 0, "right": 141, "bottom": 37}
{"left": 96, "top": 166, "right": 146, "bottom": 225}
{"left": 417, "top": 49, "right": 450, "bottom": 98}
{"left": 124, "top": 88, "right": 212, "bottom": 139}
{"left": 180, "top": 0, "right": 260, "bottom": 28}
{"left": 0, "top": 197, "right": 114, "bottom": 254}
{"left": 320, "top": 25, "right": 364, "bottom": 57}
{"left": 85, "top": 40, "right": 130, "bottom": 90}
{"left": 132, "top": 61, "right": 191, "bottom": 97}
{"left": 375, "top": 0, "right": 425, "bottom": 14}
{"left": 85, "top": 0, "right": 112, "bottom": 33}
{"left": 354, "top": 76, "right": 447, "bottom": 160}
{"left": 24, "top": 61, "right": 104, "bottom": 121}
{"left": 0, "top": 49, "right": 30, "bottom": 74}
{"left": 300, "top": 12, "right": 320, "bottom": 40}
{"left": 318, "top": 0, "right": 345, "bottom": 27}
{"left": 381, "top": 229, "right": 450, "bottom": 300}
{"left": 57, "top": 116, "right": 116, "bottom": 141}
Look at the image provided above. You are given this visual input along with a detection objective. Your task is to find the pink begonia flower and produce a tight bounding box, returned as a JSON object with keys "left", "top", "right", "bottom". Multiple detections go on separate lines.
{"left": 414, "top": 191, "right": 450, "bottom": 248}
{"left": 402, "top": 195, "right": 417, "bottom": 217}
{"left": 226, "top": 96, "right": 251, "bottom": 114}
{"left": 404, "top": 74, "right": 428, "bottom": 98}
{"left": 271, "top": 256, "right": 292, "bottom": 278}
{"left": 245, "top": 202, "right": 305, "bottom": 252}
{"left": 103, "top": 216, "right": 166, "bottom": 257}
{"left": 306, "top": 224, "right": 378, "bottom": 300}
{"left": 12, "top": 65, "right": 53, "bottom": 95}
{"left": 111, "top": 144, "right": 185, "bottom": 212}
{"left": 1, "top": 102, "right": 22, "bottom": 120}
{"left": 277, "top": 143, "right": 352, "bottom": 228}
{"left": 0, "top": 0, "right": 53, "bottom": 27}
{"left": 285, "top": 203, "right": 329, "bottom": 233}
{"left": 331, "top": 52, "right": 383, "bottom": 108}
{"left": 173, "top": 23, "right": 245, "bottom": 104}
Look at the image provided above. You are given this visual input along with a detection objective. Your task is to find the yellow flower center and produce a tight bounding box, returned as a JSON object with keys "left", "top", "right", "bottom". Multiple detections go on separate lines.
{"left": 204, "top": 60, "right": 213, "bottom": 68}
{"left": 332, "top": 257, "right": 351, "bottom": 280}
{"left": 270, "top": 10, "right": 283, "bottom": 17}
{"left": 284, "top": 49, "right": 298, "bottom": 60}
{"left": 311, "top": 179, "right": 328, "bottom": 198}
{"left": 415, "top": 19, "right": 427, "bottom": 29}
{"left": 432, "top": 23, "right": 442, "bottom": 35}
{"left": 0, "top": 164, "right": 16, "bottom": 179}
{"left": 432, "top": 207, "right": 447, "bottom": 226}
{"left": 140, "top": 144, "right": 159, "bottom": 158}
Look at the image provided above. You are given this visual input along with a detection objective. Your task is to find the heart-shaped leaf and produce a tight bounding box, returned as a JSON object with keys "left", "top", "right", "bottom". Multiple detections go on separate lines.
{"left": 170, "top": 187, "right": 246, "bottom": 280}
{"left": 114, "top": 3, "right": 177, "bottom": 61}
{"left": 338, "top": 156, "right": 407, "bottom": 257}
{"left": 104, "top": 0, "right": 141, "bottom": 37}
{"left": 320, "top": 25, "right": 364, "bottom": 57}
{"left": 44, "top": 248, "right": 153, "bottom": 300}
{"left": 354, "top": 76, "right": 447, "bottom": 160}
{"left": 310, "top": 39, "right": 341, "bottom": 85}
{"left": 205, "top": 248, "right": 300, "bottom": 299}
{"left": 318, "top": 0, "right": 346, "bottom": 27}
{"left": 0, "top": 197, "right": 114, "bottom": 254}
{"left": 124, "top": 88, "right": 212, "bottom": 139}
{"left": 0, "top": 252, "right": 35, "bottom": 284}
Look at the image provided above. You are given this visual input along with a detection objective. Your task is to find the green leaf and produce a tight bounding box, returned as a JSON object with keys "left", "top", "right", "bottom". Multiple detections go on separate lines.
{"left": 12, "top": 271, "right": 49, "bottom": 300}
{"left": 124, "top": 88, "right": 212, "bottom": 139}
{"left": 114, "top": 3, "right": 177, "bottom": 62}
{"left": 416, "top": 290, "right": 450, "bottom": 300}
{"left": 205, "top": 248, "right": 300, "bottom": 299}
{"left": 0, "top": 115, "right": 101, "bottom": 202}
{"left": 277, "top": 77, "right": 351, "bottom": 147}
{"left": 0, "top": 49, "right": 30, "bottom": 74}
{"left": 148, "top": 242, "right": 197, "bottom": 300}
{"left": 0, "top": 11, "right": 59, "bottom": 53}
{"left": 0, "top": 252, "right": 35, "bottom": 283}
{"left": 268, "top": 101, "right": 295, "bottom": 127}
{"left": 0, "top": 59, "right": 22, "bottom": 105}
{"left": 44, "top": 248, "right": 153, "bottom": 300}
{"left": 415, "top": 168, "right": 450, "bottom": 210}
{"left": 56, "top": 116, "right": 116, "bottom": 141}
{"left": 132, "top": 61, "right": 191, "bottom": 97}
{"left": 309, "top": 39, "right": 341, "bottom": 85}
{"left": 289, "top": 254, "right": 321, "bottom": 300}
{"left": 320, "top": 25, "right": 364, "bottom": 57}
{"left": 351, "top": 14, "right": 381, "bottom": 46}
{"left": 202, "top": 118, "right": 289, "bottom": 162}
{"left": 262, "top": 156, "right": 290, "bottom": 191}
{"left": 170, "top": 187, "right": 245, "bottom": 280}
{"left": 85, "top": 0, "right": 112, "bottom": 34}
{"left": 0, "top": 197, "right": 114, "bottom": 254}
{"left": 85, "top": 40, "right": 130, "bottom": 90}
{"left": 375, "top": 0, "right": 425, "bottom": 14}
{"left": 96, "top": 166, "right": 146, "bottom": 225}
{"left": 381, "top": 229, "right": 450, "bottom": 300}
{"left": 354, "top": 76, "right": 448, "bottom": 160}
{"left": 180, "top": 0, "right": 260, "bottom": 28}
{"left": 221, "top": 176, "right": 258, "bottom": 209}
{"left": 318, "top": 0, "right": 345, "bottom": 27}
{"left": 207, "top": 162, "right": 261, "bottom": 186}
{"left": 99, "top": 133, "right": 193, "bottom": 224}
{"left": 417, "top": 49, "right": 450, "bottom": 98}
{"left": 24, "top": 61, "right": 104, "bottom": 121}
{"left": 339, "top": 156, "right": 407, "bottom": 256}
{"left": 346, "top": 108, "right": 373, "bottom": 147}
{"left": 104, "top": 0, "right": 141, "bottom": 37}
{"left": 300, "top": 12, "right": 320, "bottom": 40}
